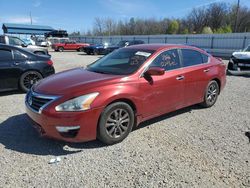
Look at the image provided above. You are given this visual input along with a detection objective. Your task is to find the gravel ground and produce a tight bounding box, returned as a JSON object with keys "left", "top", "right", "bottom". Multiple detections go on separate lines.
{"left": 0, "top": 51, "right": 249, "bottom": 188}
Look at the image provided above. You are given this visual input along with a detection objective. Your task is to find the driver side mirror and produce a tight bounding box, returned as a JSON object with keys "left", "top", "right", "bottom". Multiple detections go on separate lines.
{"left": 144, "top": 67, "right": 165, "bottom": 76}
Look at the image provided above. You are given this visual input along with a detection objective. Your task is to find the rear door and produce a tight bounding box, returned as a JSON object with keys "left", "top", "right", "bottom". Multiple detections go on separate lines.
{"left": 180, "top": 48, "right": 212, "bottom": 106}
{"left": 0, "top": 48, "right": 16, "bottom": 91}
{"left": 139, "top": 49, "right": 185, "bottom": 118}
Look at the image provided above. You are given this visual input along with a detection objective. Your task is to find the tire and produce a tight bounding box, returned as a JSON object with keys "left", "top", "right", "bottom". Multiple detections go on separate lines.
{"left": 79, "top": 47, "right": 85, "bottom": 52}
{"left": 19, "top": 71, "right": 43, "bottom": 92}
{"left": 76, "top": 49, "right": 80, "bottom": 52}
{"left": 34, "top": 51, "right": 45, "bottom": 55}
{"left": 200, "top": 80, "right": 219, "bottom": 108}
{"left": 93, "top": 49, "right": 99, "bottom": 55}
{"left": 58, "top": 47, "right": 64, "bottom": 52}
{"left": 86, "top": 51, "right": 91, "bottom": 55}
{"left": 97, "top": 102, "right": 135, "bottom": 145}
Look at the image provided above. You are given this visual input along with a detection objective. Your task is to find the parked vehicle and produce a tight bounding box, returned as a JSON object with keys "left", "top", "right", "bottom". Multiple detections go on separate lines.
{"left": 83, "top": 40, "right": 144, "bottom": 55}
{"left": 46, "top": 37, "right": 69, "bottom": 46}
{"left": 227, "top": 45, "right": 250, "bottom": 75}
{"left": 35, "top": 38, "right": 50, "bottom": 47}
{"left": 45, "top": 30, "right": 68, "bottom": 38}
{"left": 22, "top": 38, "right": 36, "bottom": 45}
{"left": 52, "top": 41, "right": 90, "bottom": 52}
{"left": 83, "top": 42, "right": 110, "bottom": 55}
{"left": 105, "top": 40, "right": 145, "bottom": 54}
{"left": 25, "top": 44, "right": 226, "bottom": 144}
{"left": 0, "top": 44, "right": 55, "bottom": 92}
{"left": 0, "top": 35, "right": 49, "bottom": 55}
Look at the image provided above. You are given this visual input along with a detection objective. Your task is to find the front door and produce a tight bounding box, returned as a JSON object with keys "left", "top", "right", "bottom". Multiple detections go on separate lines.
{"left": 139, "top": 49, "right": 185, "bottom": 119}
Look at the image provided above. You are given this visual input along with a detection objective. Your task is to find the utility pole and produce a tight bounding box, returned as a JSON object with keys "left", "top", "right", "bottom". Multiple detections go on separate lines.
{"left": 30, "top": 12, "right": 33, "bottom": 25}
{"left": 234, "top": 0, "right": 240, "bottom": 33}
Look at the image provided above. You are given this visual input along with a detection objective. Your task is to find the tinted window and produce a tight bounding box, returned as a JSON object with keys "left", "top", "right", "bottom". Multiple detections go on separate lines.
{"left": 14, "top": 50, "right": 28, "bottom": 60}
{"left": 0, "top": 49, "right": 12, "bottom": 61}
{"left": 182, "top": 49, "right": 203, "bottom": 67}
{"left": 150, "top": 49, "right": 181, "bottom": 71}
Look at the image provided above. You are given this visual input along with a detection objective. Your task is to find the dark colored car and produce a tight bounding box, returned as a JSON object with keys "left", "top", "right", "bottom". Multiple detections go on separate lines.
{"left": 45, "top": 30, "right": 68, "bottom": 38}
{"left": 25, "top": 44, "right": 226, "bottom": 145}
{"left": 0, "top": 44, "right": 55, "bottom": 92}
{"left": 227, "top": 45, "right": 250, "bottom": 75}
{"left": 105, "top": 40, "right": 145, "bottom": 54}
{"left": 83, "top": 42, "right": 110, "bottom": 55}
{"left": 84, "top": 40, "right": 145, "bottom": 55}
{"left": 52, "top": 41, "right": 90, "bottom": 52}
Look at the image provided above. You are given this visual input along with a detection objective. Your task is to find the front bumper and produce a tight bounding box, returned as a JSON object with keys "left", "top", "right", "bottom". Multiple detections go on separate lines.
{"left": 25, "top": 101, "right": 103, "bottom": 142}
{"left": 228, "top": 58, "right": 250, "bottom": 75}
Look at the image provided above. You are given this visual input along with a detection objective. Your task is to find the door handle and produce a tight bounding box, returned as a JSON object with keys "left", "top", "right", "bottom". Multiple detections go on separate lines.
{"left": 13, "top": 62, "right": 21, "bottom": 66}
{"left": 204, "top": 68, "right": 210, "bottom": 73}
{"left": 176, "top": 75, "right": 185, "bottom": 80}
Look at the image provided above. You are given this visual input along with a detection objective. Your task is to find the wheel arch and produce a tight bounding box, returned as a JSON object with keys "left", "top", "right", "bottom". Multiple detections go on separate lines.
{"left": 96, "top": 98, "right": 138, "bottom": 136}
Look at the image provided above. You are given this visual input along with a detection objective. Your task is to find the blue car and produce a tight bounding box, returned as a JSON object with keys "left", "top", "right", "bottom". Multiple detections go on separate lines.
{"left": 83, "top": 40, "right": 144, "bottom": 55}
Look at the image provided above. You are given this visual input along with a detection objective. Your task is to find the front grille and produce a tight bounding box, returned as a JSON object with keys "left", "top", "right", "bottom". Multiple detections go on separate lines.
{"left": 26, "top": 90, "right": 58, "bottom": 113}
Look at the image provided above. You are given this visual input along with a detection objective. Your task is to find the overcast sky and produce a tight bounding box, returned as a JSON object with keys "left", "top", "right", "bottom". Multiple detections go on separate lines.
{"left": 0, "top": 0, "right": 249, "bottom": 34}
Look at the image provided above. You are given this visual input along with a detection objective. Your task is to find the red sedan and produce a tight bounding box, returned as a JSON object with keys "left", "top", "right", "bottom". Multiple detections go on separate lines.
{"left": 25, "top": 44, "right": 226, "bottom": 144}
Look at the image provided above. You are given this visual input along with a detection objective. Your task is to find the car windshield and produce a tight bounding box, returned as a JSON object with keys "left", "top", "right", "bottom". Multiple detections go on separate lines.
{"left": 243, "top": 46, "right": 250, "bottom": 52}
{"left": 87, "top": 48, "right": 155, "bottom": 75}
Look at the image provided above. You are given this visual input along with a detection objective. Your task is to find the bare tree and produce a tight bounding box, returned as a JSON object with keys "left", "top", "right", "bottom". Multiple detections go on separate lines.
{"left": 187, "top": 7, "right": 209, "bottom": 33}
{"left": 93, "top": 17, "right": 104, "bottom": 35}
{"left": 207, "top": 3, "right": 229, "bottom": 30}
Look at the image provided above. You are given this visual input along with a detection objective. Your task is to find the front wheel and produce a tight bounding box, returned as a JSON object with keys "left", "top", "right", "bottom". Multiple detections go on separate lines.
{"left": 19, "top": 71, "right": 43, "bottom": 92}
{"left": 97, "top": 102, "right": 135, "bottom": 145}
{"left": 200, "top": 80, "right": 219, "bottom": 108}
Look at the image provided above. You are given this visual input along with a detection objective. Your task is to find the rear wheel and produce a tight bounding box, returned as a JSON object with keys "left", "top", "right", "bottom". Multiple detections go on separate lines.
{"left": 19, "top": 71, "right": 43, "bottom": 92}
{"left": 200, "top": 80, "right": 219, "bottom": 108}
{"left": 97, "top": 102, "right": 134, "bottom": 145}
{"left": 93, "top": 49, "right": 99, "bottom": 55}
{"left": 58, "top": 47, "right": 64, "bottom": 52}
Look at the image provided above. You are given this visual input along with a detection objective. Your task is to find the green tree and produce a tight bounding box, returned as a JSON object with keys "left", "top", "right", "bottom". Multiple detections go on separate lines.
{"left": 214, "top": 25, "right": 232, "bottom": 33}
{"left": 167, "top": 20, "right": 179, "bottom": 34}
{"left": 202, "top": 26, "right": 213, "bottom": 34}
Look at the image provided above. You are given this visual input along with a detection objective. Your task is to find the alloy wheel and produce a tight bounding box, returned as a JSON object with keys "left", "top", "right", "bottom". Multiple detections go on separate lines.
{"left": 105, "top": 108, "right": 130, "bottom": 138}
{"left": 23, "top": 72, "right": 42, "bottom": 90}
{"left": 206, "top": 82, "right": 218, "bottom": 104}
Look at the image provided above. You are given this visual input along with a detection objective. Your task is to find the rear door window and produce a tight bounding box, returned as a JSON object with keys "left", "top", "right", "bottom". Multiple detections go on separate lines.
{"left": 201, "top": 53, "right": 209, "bottom": 63}
{"left": 181, "top": 49, "right": 203, "bottom": 67}
{"left": 150, "top": 49, "right": 181, "bottom": 71}
{"left": 0, "top": 49, "right": 12, "bottom": 61}
{"left": 14, "top": 50, "right": 28, "bottom": 60}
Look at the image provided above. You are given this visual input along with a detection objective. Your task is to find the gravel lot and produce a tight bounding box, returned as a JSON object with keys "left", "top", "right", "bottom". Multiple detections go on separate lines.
{"left": 0, "top": 50, "right": 249, "bottom": 188}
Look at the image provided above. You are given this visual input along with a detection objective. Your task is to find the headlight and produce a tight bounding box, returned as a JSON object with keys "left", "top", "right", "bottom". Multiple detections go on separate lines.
{"left": 55, "top": 92, "right": 99, "bottom": 112}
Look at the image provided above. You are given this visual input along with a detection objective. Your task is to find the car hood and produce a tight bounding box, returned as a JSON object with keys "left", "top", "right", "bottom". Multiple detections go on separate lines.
{"left": 27, "top": 45, "right": 47, "bottom": 50}
{"left": 33, "top": 68, "right": 122, "bottom": 95}
{"left": 232, "top": 51, "right": 250, "bottom": 59}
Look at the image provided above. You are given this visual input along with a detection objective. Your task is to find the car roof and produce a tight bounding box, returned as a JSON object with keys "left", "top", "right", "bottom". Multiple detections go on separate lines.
{"left": 0, "top": 44, "right": 35, "bottom": 55}
{"left": 126, "top": 43, "right": 204, "bottom": 52}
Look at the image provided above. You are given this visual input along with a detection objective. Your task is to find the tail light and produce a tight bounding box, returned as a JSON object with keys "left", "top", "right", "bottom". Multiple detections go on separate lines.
{"left": 47, "top": 60, "right": 53, "bottom": 66}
